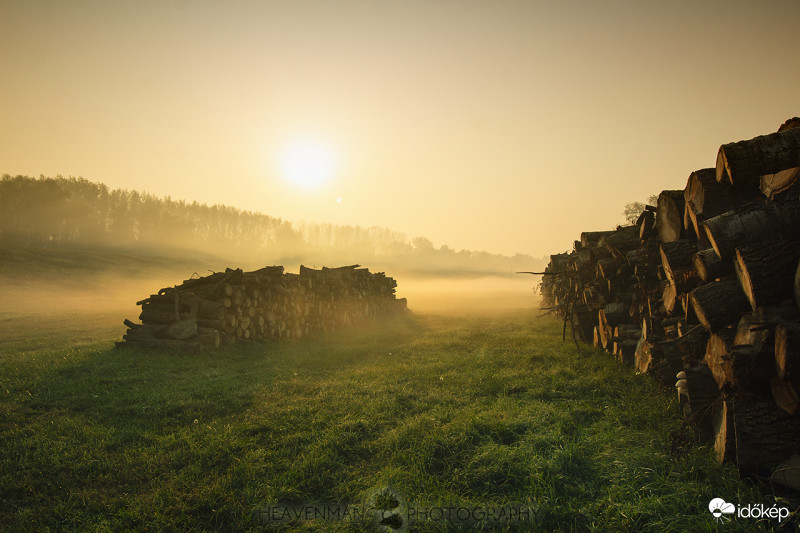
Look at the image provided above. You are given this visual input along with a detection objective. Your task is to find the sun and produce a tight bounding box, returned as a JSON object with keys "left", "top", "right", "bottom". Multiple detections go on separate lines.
{"left": 279, "top": 140, "right": 336, "bottom": 189}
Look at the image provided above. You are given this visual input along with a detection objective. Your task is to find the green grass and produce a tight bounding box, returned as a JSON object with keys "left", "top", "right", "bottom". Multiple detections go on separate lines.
{"left": 0, "top": 311, "right": 789, "bottom": 531}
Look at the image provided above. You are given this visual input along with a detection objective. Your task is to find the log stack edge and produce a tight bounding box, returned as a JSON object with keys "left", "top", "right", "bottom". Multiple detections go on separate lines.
{"left": 539, "top": 117, "right": 800, "bottom": 488}
{"left": 117, "top": 264, "right": 407, "bottom": 350}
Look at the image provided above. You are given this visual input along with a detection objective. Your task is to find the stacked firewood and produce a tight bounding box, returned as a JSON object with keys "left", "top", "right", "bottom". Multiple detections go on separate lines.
{"left": 539, "top": 117, "right": 800, "bottom": 487}
{"left": 117, "top": 264, "right": 406, "bottom": 350}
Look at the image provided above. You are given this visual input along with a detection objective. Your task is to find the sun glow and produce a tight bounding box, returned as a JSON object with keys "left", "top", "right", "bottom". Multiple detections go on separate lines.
{"left": 279, "top": 140, "right": 337, "bottom": 189}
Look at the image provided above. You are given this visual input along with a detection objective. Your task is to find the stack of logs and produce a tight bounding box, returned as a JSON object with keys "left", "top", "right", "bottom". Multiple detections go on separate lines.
{"left": 539, "top": 117, "right": 800, "bottom": 488}
{"left": 117, "top": 264, "right": 407, "bottom": 350}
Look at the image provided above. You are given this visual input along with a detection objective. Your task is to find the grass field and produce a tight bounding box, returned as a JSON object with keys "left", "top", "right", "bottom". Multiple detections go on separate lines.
{"left": 0, "top": 309, "right": 789, "bottom": 531}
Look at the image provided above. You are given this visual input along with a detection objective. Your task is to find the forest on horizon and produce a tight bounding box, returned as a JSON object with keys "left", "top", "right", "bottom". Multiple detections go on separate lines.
{"left": 0, "top": 175, "right": 543, "bottom": 277}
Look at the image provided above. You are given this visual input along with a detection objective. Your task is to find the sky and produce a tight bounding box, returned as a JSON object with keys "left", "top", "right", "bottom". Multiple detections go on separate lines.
{"left": 1, "top": 0, "right": 798, "bottom": 258}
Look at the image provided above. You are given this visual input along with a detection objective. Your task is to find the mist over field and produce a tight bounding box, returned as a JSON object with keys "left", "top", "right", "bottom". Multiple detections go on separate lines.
{"left": 0, "top": 175, "right": 543, "bottom": 319}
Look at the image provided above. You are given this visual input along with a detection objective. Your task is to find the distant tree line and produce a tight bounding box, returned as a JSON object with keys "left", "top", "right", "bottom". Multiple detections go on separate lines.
{"left": 0, "top": 175, "right": 538, "bottom": 275}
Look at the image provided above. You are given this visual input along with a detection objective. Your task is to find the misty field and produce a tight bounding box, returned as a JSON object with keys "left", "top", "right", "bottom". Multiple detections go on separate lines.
{"left": 0, "top": 310, "right": 779, "bottom": 532}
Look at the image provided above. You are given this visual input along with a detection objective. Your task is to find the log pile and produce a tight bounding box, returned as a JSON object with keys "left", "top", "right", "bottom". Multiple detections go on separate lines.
{"left": 117, "top": 264, "right": 407, "bottom": 350}
{"left": 538, "top": 117, "right": 800, "bottom": 488}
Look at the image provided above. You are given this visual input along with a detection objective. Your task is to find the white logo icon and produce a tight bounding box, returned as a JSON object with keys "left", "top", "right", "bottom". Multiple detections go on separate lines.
{"left": 709, "top": 498, "right": 735, "bottom": 522}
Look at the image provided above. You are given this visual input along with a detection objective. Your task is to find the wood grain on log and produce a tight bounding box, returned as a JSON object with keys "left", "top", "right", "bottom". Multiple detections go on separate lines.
{"left": 684, "top": 168, "right": 744, "bottom": 239}
{"left": 693, "top": 248, "right": 730, "bottom": 282}
{"left": 660, "top": 240, "right": 699, "bottom": 292}
{"left": 598, "top": 302, "right": 629, "bottom": 350}
{"left": 656, "top": 190, "right": 687, "bottom": 243}
{"left": 760, "top": 167, "right": 800, "bottom": 200}
{"left": 716, "top": 127, "right": 800, "bottom": 189}
{"left": 701, "top": 202, "right": 775, "bottom": 261}
{"left": 775, "top": 321, "right": 800, "bottom": 384}
{"left": 735, "top": 240, "right": 800, "bottom": 310}
{"left": 690, "top": 278, "right": 749, "bottom": 332}
{"left": 714, "top": 398, "right": 735, "bottom": 463}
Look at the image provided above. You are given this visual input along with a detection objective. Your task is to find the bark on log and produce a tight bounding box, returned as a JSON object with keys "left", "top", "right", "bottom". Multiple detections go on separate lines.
{"left": 613, "top": 324, "right": 642, "bottom": 342}
{"left": 708, "top": 344, "right": 774, "bottom": 393}
{"left": 635, "top": 338, "right": 683, "bottom": 386}
{"left": 642, "top": 317, "right": 665, "bottom": 342}
{"left": 598, "top": 303, "right": 629, "bottom": 350}
{"left": 638, "top": 209, "right": 656, "bottom": 240}
{"left": 581, "top": 231, "right": 615, "bottom": 249}
{"left": 682, "top": 364, "right": 720, "bottom": 442}
{"left": 596, "top": 258, "right": 619, "bottom": 280}
{"left": 705, "top": 326, "right": 735, "bottom": 365}
{"left": 684, "top": 168, "right": 743, "bottom": 239}
{"left": 779, "top": 117, "right": 800, "bottom": 132}
{"left": 662, "top": 316, "right": 683, "bottom": 340}
{"left": 139, "top": 309, "right": 194, "bottom": 325}
{"left": 675, "top": 325, "right": 708, "bottom": 366}
{"left": 735, "top": 240, "right": 800, "bottom": 310}
{"left": 614, "top": 339, "right": 638, "bottom": 366}
{"left": 656, "top": 190, "right": 687, "bottom": 243}
{"left": 689, "top": 278, "right": 750, "bottom": 332}
{"left": 761, "top": 167, "right": 800, "bottom": 200}
{"left": 693, "top": 248, "right": 730, "bottom": 282}
{"left": 716, "top": 127, "right": 800, "bottom": 190}
{"left": 599, "top": 225, "right": 641, "bottom": 255}
{"left": 729, "top": 392, "right": 800, "bottom": 477}
{"left": 701, "top": 202, "right": 776, "bottom": 261}
{"left": 660, "top": 240, "right": 699, "bottom": 293}
{"left": 796, "top": 259, "right": 800, "bottom": 310}
{"left": 771, "top": 377, "right": 800, "bottom": 415}
{"left": 684, "top": 168, "right": 734, "bottom": 219}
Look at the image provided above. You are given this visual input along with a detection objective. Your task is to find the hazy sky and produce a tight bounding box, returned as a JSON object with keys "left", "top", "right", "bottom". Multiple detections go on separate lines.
{"left": 2, "top": 0, "right": 798, "bottom": 257}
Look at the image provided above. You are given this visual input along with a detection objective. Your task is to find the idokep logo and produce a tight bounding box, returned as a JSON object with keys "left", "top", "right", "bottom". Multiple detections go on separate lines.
{"left": 709, "top": 498, "right": 791, "bottom": 524}
{"left": 708, "top": 498, "right": 735, "bottom": 523}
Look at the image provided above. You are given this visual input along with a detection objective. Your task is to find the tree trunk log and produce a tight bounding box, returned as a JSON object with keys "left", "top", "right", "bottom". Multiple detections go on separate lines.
{"left": 771, "top": 377, "right": 800, "bottom": 415}
{"left": 778, "top": 117, "right": 800, "bottom": 132}
{"left": 660, "top": 240, "right": 699, "bottom": 293}
{"left": 684, "top": 168, "right": 743, "bottom": 240}
{"left": 710, "top": 345, "right": 774, "bottom": 393}
{"left": 635, "top": 338, "right": 683, "bottom": 386}
{"left": 656, "top": 190, "right": 687, "bottom": 243}
{"left": 598, "top": 303, "right": 629, "bottom": 350}
{"left": 675, "top": 325, "right": 708, "bottom": 366}
{"left": 683, "top": 364, "right": 720, "bottom": 442}
{"left": 581, "top": 231, "right": 615, "bottom": 249}
{"left": 716, "top": 127, "right": 800, "bottom": 189}
{"left": 689, "top": 277, "right": 750, "bottom": 332}
{"left": 693, "top": 248, "right": 731, "bottom": 282}
{"left": 761, "top": 167, "right": 800, "bottom": 200}
{"left": 599, "top": 225, "right": 641, "bottom": 254}
{"left": 662, "top": 281, "right": 678, "bottom": 315}
{"left": 708, "top": 198, "right": 800, "bottom": 260}
{"left": 684, "top": 168, "right": 733, "bottom": 218}
{"left": 735, "top": 240, "right": 800, "bottom": 310}
{"left": 615, "top": 339, "right": 638, "bottom": 366}
{"left": 729, "top": 392, "right": 800, "bottom": 477}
